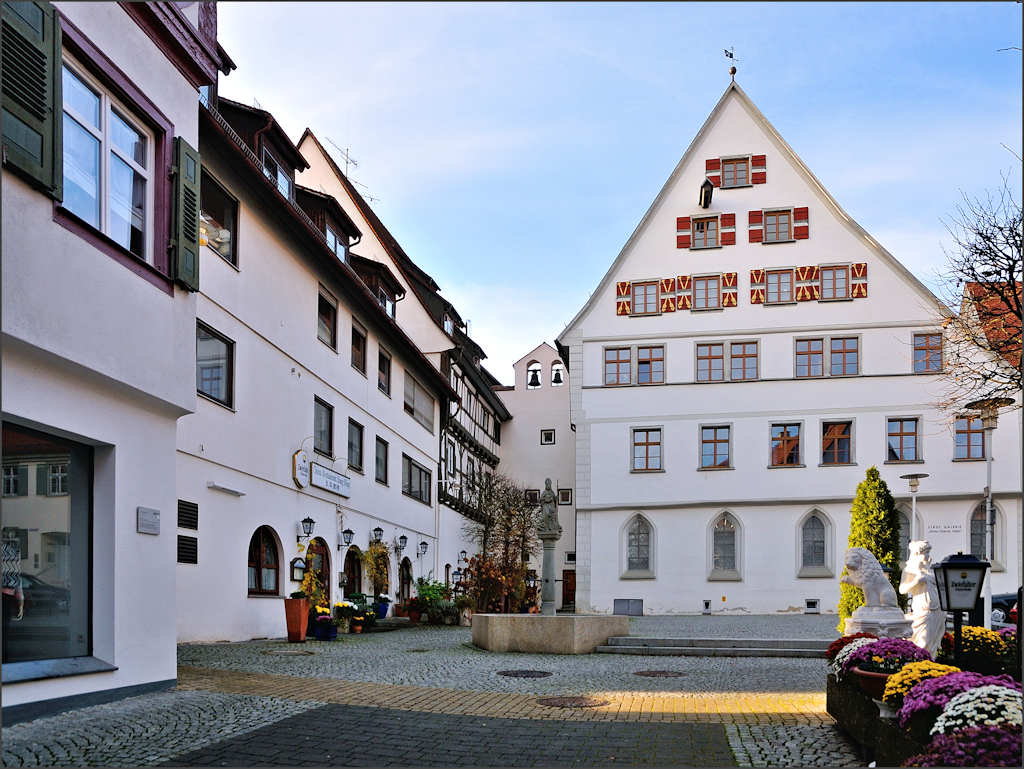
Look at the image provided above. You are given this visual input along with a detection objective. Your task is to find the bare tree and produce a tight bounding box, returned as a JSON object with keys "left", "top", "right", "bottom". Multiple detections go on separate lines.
{"left": 932, "top": 172, "right": 1022, "bottom": 413}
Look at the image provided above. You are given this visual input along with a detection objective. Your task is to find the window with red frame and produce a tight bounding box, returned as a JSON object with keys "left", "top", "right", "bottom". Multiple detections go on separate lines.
{"left": 605, "top": 348, "right": 630, "bottom": 385}
{"left": 822, "top": 422, "right": 851, "bottom": 465}
{"left": 766, "top": 270, "right": 793, "bottom": 303}
{"left": 632, "top": 282, "right": 658, "bottom": 315}
{"left": 830, "top": 338, "right": 859, "bottom": 376}
{"left": 693, "top": 276, "right": 720, "bottom": 309}
{"left": 887, "top": 419, "right": 918, "bottom": 462}
{"left": 954, "top": 417, "right": 984, "bottom": 459}
{"left": 697, "top": 344, "right": 724, "bottom": 382}
{"left": 692, "top": 217, "right": 718, "bottom": 248}
{"left": 730, "top": 342, "right": 757, "bottom": 380}
{"left": 771, "top": 424, "right": 801, "bottom": 466}
{"left": 764, "top": 210, "right": 791, "bottom": 242}
{"left": 722, "top": 158, "right": 748, "bottom": 187}
{"left": 820, "top": 266, "right": 849, "bottom": 300}
{"left": 701, "top": 426, "right": 730, "bottom": 468}
{"left": 632, "top": 429, "right": 662, "bottom": 471}
{"left": 913, "top": 333, "right": 942, "bottom": 373}
{"left": 796, "top": 339, "right": 824, "bottom": 378}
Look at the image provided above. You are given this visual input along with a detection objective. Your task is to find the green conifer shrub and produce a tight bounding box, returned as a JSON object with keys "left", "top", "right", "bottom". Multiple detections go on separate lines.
{"left": 837, "top": 466, "right": 906, "bottom": 632}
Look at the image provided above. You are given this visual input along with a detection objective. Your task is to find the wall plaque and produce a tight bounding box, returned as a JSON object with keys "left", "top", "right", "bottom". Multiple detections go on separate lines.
{"left": 311, "top": 463, "right": 350, "bottom": 498}
{"left": 927, "top": 524, "right": 963, "bottom": 535}
{"left": 137, "top": 507, "right": 160, "bottom": 535}
{"left": 293, "top": 449, "right": 310, "bottom": 488}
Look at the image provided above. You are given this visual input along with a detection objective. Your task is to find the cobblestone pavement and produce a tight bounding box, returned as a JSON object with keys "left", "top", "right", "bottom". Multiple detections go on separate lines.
{"left": 0, "top": 690, "right": 322, "bottom": 767}
{"left": 162, "top": 703, "right": 738, "bottom": 767}
{"left": 3, "top": 616, "right": 863, "bottom": 767}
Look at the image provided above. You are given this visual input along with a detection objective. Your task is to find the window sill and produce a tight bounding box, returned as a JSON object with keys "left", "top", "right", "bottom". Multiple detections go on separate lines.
{"left": 402, "top": 492, "right": 432, "bottom": 506}
{"left": 620, "top": 570, "right": 656, "bottom": 580}
{"left": 375, "top": 478, "right": 389, "bottom": 487}
{"left": 884, "top": 460, "right": 924, "bottom": 465}
{"left": 207, "top": 244, "right": 239, "bottom": 271}
{"left": 319, "top": 337, "right": 338, "bottom": 353}
{"left": 697, "top": 465, "right": 734, "bottom": 471}
{"left": 247, "top": 593, "right": 284, "bottom": 599}
{"left": 818, "top": 297, "right": 854, "bottom": 303}
{"left": 720, "top": 183, "right": 753, "bottom": 190}
{"left": 763, "top": 301, "right": 798, "bottom": 307}
{"left": 2, "top": 655, "right": 117, "bottom": 684}
{"left": 913, "top": 370, "right": 944, "bottom": 375}
{"left": 314, "top": 449, "right": 335, "bottom": 461}
{"left": 952, "top": 457, "right": 985, "bottom": 462}
{"left": 819, "top": 462, "right": 858, "bottom": 468}
{"left": 378, "top": 386, "right": 392, "bottom": 398}
{"left": 689, "top": 245, "right": 723, "bottom": 251}
{"left": 798, "top": 565, "right": 835, "bottom": 579}
{"left": 631, "top": 468, "right": 665, "bottom": 474}
{"left": 53, "top": 204, "right": 174, "bottom": 296}
{"left": 708, "top": 569, "right": 742, "bottom": 582}
{"left": 629, "top": 312, "right": 661, "bottom": 318}
{"left": 198, "top": 390, "right": 236, "bottom": 412}
{"left": 768, "top": 464, "right": 806, "bottom": 469}
{"left": 761, "top": 239, "right": 796, "bottom": 245}
{"left": 348, "top": 466, "right": 364, "bottom": 476}
{"left": 690, "top": 307, "right": 724, "bottom": 313}
{"left": 351, "top": 365, "right": 367, "bottom": 378}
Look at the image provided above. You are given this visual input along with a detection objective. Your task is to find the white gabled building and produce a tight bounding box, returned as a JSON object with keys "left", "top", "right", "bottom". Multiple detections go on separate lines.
{"left": 555, "top": 79, "right": 1022, "bottom": 617}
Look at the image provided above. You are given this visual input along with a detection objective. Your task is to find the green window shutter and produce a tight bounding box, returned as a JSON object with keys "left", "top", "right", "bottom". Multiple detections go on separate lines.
{"left": 1, "top": 0, "right": 62, "bottom": 200}
{"left": 172, "top": 136, "right": 201, "bottom": 291}
{"left": 16, "top": 465, "right": 28, "bottom": 496}
{"left": 35, "top": 463, "right": 47, "bottom": 495}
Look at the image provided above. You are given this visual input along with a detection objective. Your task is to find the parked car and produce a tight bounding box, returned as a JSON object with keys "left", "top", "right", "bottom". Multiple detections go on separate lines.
{"left": 1010, "top": 601, "right": 1018, "bottom": 625}
{"left": 20, "top": 574, "right": 70, "bottom": 616}
{"left": 991, "top": 592, "right": 1017, "bottom": 624}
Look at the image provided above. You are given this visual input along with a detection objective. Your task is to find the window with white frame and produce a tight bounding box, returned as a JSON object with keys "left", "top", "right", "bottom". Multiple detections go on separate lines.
{"left": 262, "top": 148, "right": 292, "bottom": 198}
{"left": 2, "top": 466, "right": 18, "bottom": 497}
{"left": 325, "top": 223, "right": 346, "bottom": 260}
{"left": 62, "top": 59, "right": 153, "bottom": 261}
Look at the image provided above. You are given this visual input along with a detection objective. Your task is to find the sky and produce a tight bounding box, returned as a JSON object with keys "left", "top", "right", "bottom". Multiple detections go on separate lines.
{"left": 215, "top": 2, "right": 1022, "bottom": 385}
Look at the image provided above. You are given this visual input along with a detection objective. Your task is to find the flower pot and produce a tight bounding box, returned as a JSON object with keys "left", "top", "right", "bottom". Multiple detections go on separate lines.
{"left": 394, "top": 605, "right": 408, "bottom": 618}
{"left": 408, "top": 610, "right": 422, "bottom": 624}
{"left": 351, "top": 624, "right": 362, "bottom": 634}
{"left": 336, "top": 618, "right": 350, "bottom": 634}
{"left": 853, "top": 667, "right": 891, "bottom": 700}
{"left": 314, "top": 622, "right": 337, "bottom": 641}
{"left": 284, "top": 598, "right": 309, "bottom": 643}
{"left": 377, "top": 602, "right": 390, "bottom": 619}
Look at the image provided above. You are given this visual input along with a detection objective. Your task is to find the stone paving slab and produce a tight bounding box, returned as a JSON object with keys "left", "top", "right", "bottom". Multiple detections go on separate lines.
{"left": 725, "top": 724, "right": 862, "bottom": 767}
{"left": 161, "top": 702, "right": 738, "bottom": 767}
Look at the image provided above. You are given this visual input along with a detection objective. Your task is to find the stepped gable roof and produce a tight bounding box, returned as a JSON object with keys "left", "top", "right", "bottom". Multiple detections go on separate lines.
{"left": 557, "top": 79, "right": 949, "bottom": 345}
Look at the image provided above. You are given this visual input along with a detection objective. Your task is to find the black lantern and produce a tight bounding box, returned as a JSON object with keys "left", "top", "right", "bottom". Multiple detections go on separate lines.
{"left": 419, "top": 541, "right": 428, "bottom": 556}
{"left": 525, "top": 575, "right": 538, "bottom": 589}
{"left": 398, "top": 534, "right": 408, "bottom": 552}
{"left": 301, "top": 517, "right": 316, "bottom": 538}
{"left": 372, "top": 526, "right": 384, "bottom": 543}
{"left": 934, "top": 551, "right": 990, "bottom": 667}
{"left": 452, "top": 569, "right": 463, "bottom": 582}
{"left": 699, "top": 177, "right": 714, "bottom": 208}
{"left": 342, "top": 528, "right": 354, "bottom": 546}
{"left": 460, "top": 549, "right": 467, "bottom": 563}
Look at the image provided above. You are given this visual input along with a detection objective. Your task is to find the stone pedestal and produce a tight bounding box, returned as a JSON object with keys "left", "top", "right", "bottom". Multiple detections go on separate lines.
{"left": 539, "top": 527, "right": 561, "bottom": 616}
{"left": 472, "top": 614, "right": 629, "bottom": 654}
{"left": 844, "top": 606, "right": 913, "bottom": 638}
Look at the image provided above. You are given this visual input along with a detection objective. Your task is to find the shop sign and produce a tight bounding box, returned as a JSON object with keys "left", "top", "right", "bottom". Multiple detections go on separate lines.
{"left": 311, "top": 462, "right": 350, "bottom": 498}
{"left": 293, "top": 450, "right": 310, "bottom": 488}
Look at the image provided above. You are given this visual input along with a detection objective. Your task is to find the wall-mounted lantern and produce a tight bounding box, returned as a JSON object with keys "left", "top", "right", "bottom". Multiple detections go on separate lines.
{"left": 397, "top": 534, "right": 408, "bottom": 553}
{"left": 372, "top": 526, "right": 384, "bottom": 543}
{"left": 699, "top": 178, "right": 714, "bottom": 208}
{"left": 419, "top": 541, "right": 429, "bottom": 557}
{"left": 342, "top": 528, "right": 354, "bottom": 546}
{"left": 297, "top": 516, "right": 316, "bottom": 543}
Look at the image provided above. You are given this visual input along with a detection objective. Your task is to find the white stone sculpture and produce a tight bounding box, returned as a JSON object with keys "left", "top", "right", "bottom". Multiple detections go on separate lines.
{"left": 841, "top": 547, "right": 899, "bottom": 607}
{"left": 842, "top": 547, "right": 912, "bottom": 638}
{"left": 899, "top": 540, "right": 946, "bottom": 658}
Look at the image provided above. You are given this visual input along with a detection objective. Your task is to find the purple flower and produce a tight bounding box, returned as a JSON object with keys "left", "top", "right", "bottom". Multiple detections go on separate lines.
{"left": 840, "top": 637, "right": 932, "bottom": 675}
{"left": 904, "top": 724, "right": 1021, "bottom": 767}
{"left": 898, "top": 671, "right": 1022, "bottom": 730}
{"left": 997, "top": 627, "right": 1016, "bottom": 642}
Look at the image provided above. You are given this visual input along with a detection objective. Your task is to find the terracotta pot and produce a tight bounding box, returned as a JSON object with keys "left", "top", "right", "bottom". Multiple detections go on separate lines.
{"left": 351, "top": 624, "right": 363, "bottom": 634}
{"left": 854, "top": 667, "right": 891, "bottom": 700}
{"left": 394, "top": 605, "right": 408, "bottom": 618}
{"left": 408, "top": 610, "right": 422, "bottom": 624}
{"left": 284, "top": 598, "right": 309, "bottom": 643}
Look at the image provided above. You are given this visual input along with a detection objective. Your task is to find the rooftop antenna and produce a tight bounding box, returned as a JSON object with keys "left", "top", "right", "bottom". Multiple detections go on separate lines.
{"left": 253, "top": 97, "right": 262, "bottom": 110}
{"left": 324, "top": 136, "right": 359, "bottom": 178}
{"left": 724, "top": 47, "right": 738, "bottom": 80}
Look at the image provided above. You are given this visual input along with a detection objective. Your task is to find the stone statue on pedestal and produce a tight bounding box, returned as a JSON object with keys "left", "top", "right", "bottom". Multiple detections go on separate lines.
{"left": 841, "top": 546, "right": 913, "bottom": 639}
{"left": 536, "top": 478, "right": 562, "bottom": 616}
{"left": 899, "top": 540, "right": 945, "bottom": 658}
{"left": 538, "top": 478, "right": 561, "bottom": 535}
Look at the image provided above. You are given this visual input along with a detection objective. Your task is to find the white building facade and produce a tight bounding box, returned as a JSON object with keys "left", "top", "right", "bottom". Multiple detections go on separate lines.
{"left": 556, "top": 81, "right": 1022, "bottom": 617}
{"left": 2, "top": 1, "right": 230, "bottom": 720}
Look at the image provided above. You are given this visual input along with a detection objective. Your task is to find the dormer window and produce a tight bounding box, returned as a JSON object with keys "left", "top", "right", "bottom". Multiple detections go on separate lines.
{"left": 378, "top": 287, "right": 395, "bottom": 318}
{"left": 443, "top": 315, "right": 454, "bottom": 335}
{"left": 325, "top": 223, "right": 346, "bottom": 261}
{"left": 262, "top": 148, "right": 292, "bottom": 198}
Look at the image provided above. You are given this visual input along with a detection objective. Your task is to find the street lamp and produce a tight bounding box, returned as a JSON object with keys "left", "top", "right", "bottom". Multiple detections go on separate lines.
{"left": 900, "top": 473, "right": 929, "bottom": 542}
{"left": 372, "top": 526, "right": 384, "bottom": 543}
{"left": 418, "top": 541, "right": 429, "bottom": 557}
{"left": 933, "top": 551, "right": 990, "bottom": 668}
{"left": 966, "top": 396, "right": 1014, "bottom": 629}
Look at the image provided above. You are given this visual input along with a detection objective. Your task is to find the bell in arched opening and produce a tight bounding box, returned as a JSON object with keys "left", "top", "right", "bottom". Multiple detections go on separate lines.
{"left": 527, "top": 361, "right": 542, "bottom": 389}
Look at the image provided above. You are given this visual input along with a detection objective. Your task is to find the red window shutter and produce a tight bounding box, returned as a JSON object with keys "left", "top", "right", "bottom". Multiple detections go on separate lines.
{"left": 721, "top": 213, "right": 736, "bottom": 228}
{"left": 751, "top": 155, "right": 766, "bottom": 168}
{"left": 851, "top": 263, "right": 867, "bottom": 279}
{"left": 677, "top": 235, "right": 691, "bottom": 248}
{"left": 794, "top": 207, "right": 809, "bottom": 222}
{"left": 660, "top": 296, "right": 676, "bottom": 313}
{"left": 752, "top": 171, "right": 766, "bottom": 184}
{"left": 708, "top": 175, "right": 721, "bottom": 187}
{"left": 721, "top": 231, "right": 736, "bottom": 245}
{"left": 616, "top": 281, "right": 631, "bottom": 297}
{"left": 749, "top": 229, "right": 763, "bottom": 243}
{"left": 616, "top": 299, "right": 631, "bottom": 315}
{"left": 722, "top": 292, "right": 737, "bottom": 307}
{"left": 748, "top": 211, "right": 763, "bottom": 225}
{"left": 750, "top": 269, "right": 765, "bottom": 285}
{"left": 808, "top": 284, "right": 820, "bottom": 300}
{"left": 677, "top": 275, "right": 691, "bottom": 290}
{"left": 722, "top": 273, "right": 738, "bottom": 288}
{"left": 677, "top": 294, "right": 692, "bottom": 310}
{"left": 794, "top": 225, "right": 809, "bottom": 240}
{"left": 660, "top": 277, "right": 676, "bottom": 293}
{"left": 705, "top": 158, "right": 721, "bottom": 172}
{"left": 750, "top": 288, "right": 765, "bottom": 304}
{"left": 677, "top": 216, "right": 690, "bottom": 230}
{"left": 851, "top": 283, "right": 867, "bottom": 298}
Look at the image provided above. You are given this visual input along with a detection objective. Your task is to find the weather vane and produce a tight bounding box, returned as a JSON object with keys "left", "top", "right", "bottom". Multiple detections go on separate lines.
{"left": 724, "top": 47, "right": 738, "bottom": 80}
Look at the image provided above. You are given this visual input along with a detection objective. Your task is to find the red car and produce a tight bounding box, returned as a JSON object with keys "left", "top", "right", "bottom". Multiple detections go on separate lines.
{"left": 1011, "top": 601, "right": 1018, "bottom": 625}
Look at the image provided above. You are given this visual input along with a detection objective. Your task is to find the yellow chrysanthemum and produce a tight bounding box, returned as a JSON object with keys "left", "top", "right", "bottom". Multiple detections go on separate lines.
{"left": 882, "top": 660, "right": 961, "bottom": 706}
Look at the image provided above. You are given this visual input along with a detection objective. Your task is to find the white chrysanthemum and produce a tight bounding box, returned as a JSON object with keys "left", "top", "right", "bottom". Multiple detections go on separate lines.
{"left": 930, "top": 685, "right": 1023, "bottom": 735}
{"left": 829, "top": 637, "right": 879, "bottom": 678}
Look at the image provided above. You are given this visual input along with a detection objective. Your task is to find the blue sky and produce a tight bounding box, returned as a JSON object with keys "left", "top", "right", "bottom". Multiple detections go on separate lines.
{"left": 216, "top": 2, "right": 1022, "bottom": 385}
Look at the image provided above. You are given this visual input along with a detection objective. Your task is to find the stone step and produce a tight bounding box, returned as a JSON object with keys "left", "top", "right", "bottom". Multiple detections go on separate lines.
{"left": 595, "top": 644, "right": 824, "bottom": 658}
{"left": 604, "top": 636, "right": 831, "bottom": 651}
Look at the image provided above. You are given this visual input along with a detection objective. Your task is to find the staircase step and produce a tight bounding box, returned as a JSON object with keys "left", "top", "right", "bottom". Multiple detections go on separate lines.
{"left": 604, "top": 636, "right": 830, "bottom": 651}
{"left": 595, "top": 644, "right": 824, "bottom": 658}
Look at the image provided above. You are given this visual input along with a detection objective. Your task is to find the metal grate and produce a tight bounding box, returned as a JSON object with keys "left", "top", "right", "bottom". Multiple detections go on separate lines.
{"left": 634, "top": 670, "right": 686, "bottom": 678}
{"left": 497, "top": 670, "right": 552, "bottom": 678}
{"left": 537, "top": 697, "right": 609, "bottom": 708}
{"left": 177, "top": 499, "right": 199, "bottom": 530}
{"left": 177, "top": 535, "right": 198, "bottom": 564}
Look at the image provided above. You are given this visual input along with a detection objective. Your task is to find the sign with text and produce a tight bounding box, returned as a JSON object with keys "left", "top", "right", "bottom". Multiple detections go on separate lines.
{"left": 293, "top": 450, "right": 310, "bottom": 488}
{"left": 137, "top": 507, "right": 160, "bottom": 535}
{"left": 311, "top": 462, "right": 350, "bottom": 497}
{"left": 927, "top": 524, "right": 963, "bottom": 535}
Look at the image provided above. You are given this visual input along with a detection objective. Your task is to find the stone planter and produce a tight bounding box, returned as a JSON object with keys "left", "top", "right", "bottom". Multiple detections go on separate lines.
{"left": 827, "top": 673, "right": 925, "bottom": 766}
{"left": 336, "top": 617, "right": 351, "bottom": 634}
{"left": 853, "top": 667, "right": 891, "bottom": 700}
{"left": 284, "top": 598, "right": 309, "bottom": 643}
{"left": 314, "top": 622, "right": 337, "bottom": 641}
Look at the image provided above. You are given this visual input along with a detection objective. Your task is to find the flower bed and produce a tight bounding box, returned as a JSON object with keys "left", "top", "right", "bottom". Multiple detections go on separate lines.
{"left": 930, "top": 685, "right": 1022, "bottom": 736}
{"left": 904, "top": 724, "right": 1022, "bottom": 767}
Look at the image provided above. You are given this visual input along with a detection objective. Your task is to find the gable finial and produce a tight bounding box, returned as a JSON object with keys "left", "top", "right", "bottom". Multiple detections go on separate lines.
{"left": 724, "top": 47, "right": 738, "bottom": 80}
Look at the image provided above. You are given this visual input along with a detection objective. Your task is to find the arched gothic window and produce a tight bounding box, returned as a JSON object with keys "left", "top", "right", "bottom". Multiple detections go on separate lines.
{"left": 899, "top": 511, "right": 911, "bottom": 564}
{"left": 627, "top": 517, "right": 650, "bottom": 571}
{"left": 801, "top": 515, "right": 825, "bottom": 567}
{"left": 713, "top": 517, "right": 735, "bottom": 571}
{"left": 248, "top": 526, "right": 279, "bottom": 595}
{"left": 970, "top": 503, "right": 988, "bottom": 559}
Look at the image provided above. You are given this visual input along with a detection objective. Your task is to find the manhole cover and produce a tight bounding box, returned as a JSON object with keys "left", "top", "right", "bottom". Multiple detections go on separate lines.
{"left": 406, "top": 648, "right": 430, "bottom": 653}
{"left": 497, "top": 670, "right": 553, "bottom": 678}
{"left": 634, "top": 670, "right": 686, "bottom": 678}
{"left": 537, "top": 696, "right": 609, "bottom": 708}
{"left": 264, "top": 650, "right": 315, "bottom": 656}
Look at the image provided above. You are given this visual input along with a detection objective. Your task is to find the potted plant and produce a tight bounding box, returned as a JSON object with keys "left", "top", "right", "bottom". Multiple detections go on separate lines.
{"left": 333, "top": 600, "right": 357, "bottom": 634}
{"left": 359, "top": 541, "right": 391, "bottom": 620}
{"left": 454, "top": 595, "right": 476, "bottom": 627}
{"left": 376, "top": 595, "right": 391, "bottom": 620}
{"left": 284, "top": 590, "right": 309, "bottom": 643}
{"left": 313, "top": 604, "right": 337, "bottom": 641}
{"left": 407, "top": 595, "right": 430, "bottom": 624}
{"left": 842, "top": 637, "right": 932, "bottom": 700}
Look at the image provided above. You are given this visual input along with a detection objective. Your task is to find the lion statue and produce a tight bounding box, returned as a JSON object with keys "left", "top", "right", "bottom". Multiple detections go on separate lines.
{"left": 840, "top": 547, "right": 898, "bottom": 608}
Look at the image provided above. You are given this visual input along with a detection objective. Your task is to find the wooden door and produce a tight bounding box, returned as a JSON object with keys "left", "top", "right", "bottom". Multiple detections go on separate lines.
{"left": 562, "top": 569, "right": 576, "bottom": 607}
{"left": 344, "top": 548, "right": 362, "bottom": 596}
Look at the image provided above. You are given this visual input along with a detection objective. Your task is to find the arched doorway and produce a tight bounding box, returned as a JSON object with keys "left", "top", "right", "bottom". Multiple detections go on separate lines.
{"left": 399, "top": 557, "right": 413, "bottom": 601}
{"left": 344, "top": 546, "right": 362, "bottom": 596}
{"left": 306, "top": 537, "right": 330, "bottom": 605}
